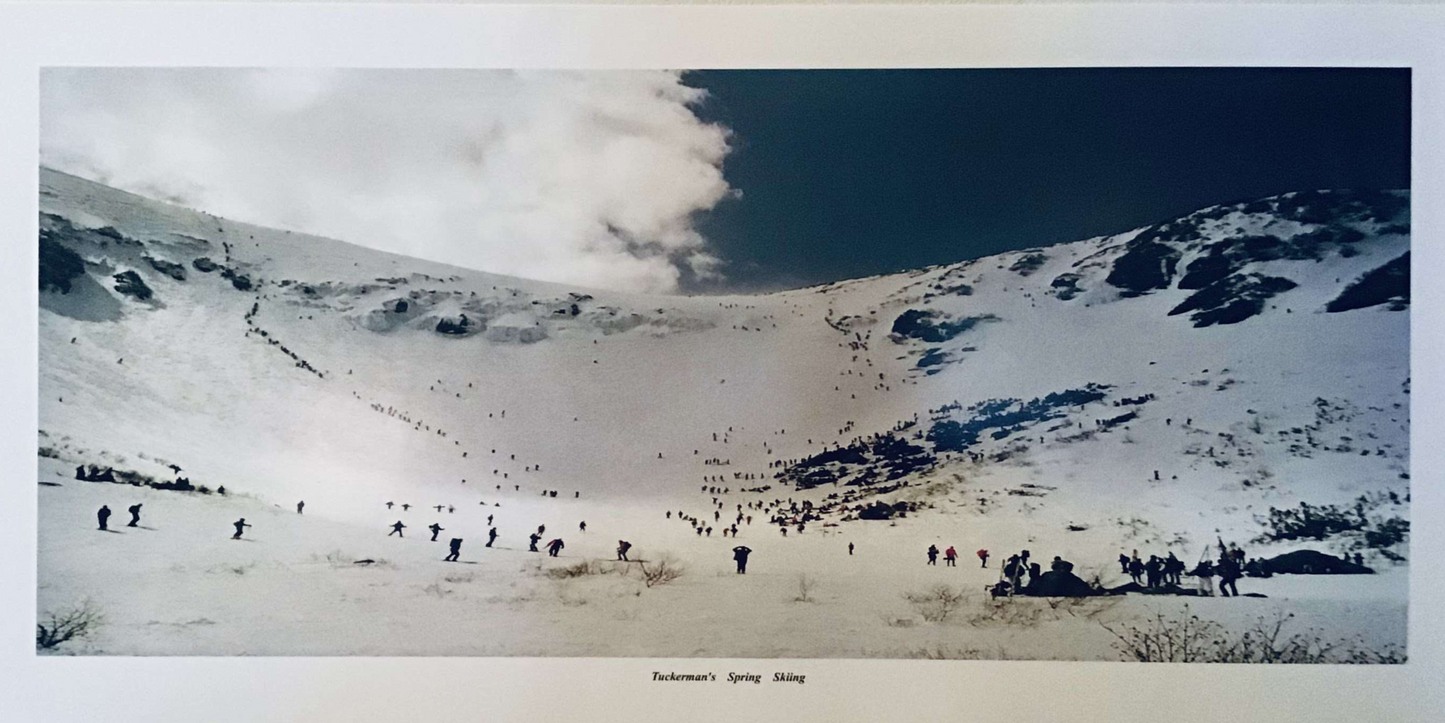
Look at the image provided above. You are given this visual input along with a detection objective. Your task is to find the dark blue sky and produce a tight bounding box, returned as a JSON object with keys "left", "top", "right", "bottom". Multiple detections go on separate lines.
{"left": 679, "top": 68, "right": 1410, "bottom": 293}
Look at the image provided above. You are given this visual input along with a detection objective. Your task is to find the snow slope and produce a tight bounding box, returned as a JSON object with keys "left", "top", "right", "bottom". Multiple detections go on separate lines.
{"left": 35, "top": 168, "right": 1410, "bottom": 658}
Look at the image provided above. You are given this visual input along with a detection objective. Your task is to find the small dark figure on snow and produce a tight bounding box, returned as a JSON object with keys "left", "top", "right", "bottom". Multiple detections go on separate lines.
{"left": 389, "top": 521, "right": 406, "bottom": 537}
{"left": 402, "top": 504, "right": 411, "bottom": 512}
{"left": 297, "top": 501, "right": 305, "bottom": 514}
{"left": 487, "top": 528, "right": 499, "bottom": 547}
{"left": 1218, "top": 554, "right": 1242, "bottom": 597}
{"left": 547, "top": 538, "right": 564, "bottom": 557}
{"left": 977, "top": 549, "right": 989, "bottom": 568}
{"left": 848, "top": 542, "right": 854, "bottom": 556}
{"left": 926, "top": 544, "right": 939, "bottom": 566}
{"left": 127, "top": 503, "right": 142, "bottom": 527}
{"left": 386, "top": 501, "right": 394, "bottom": 510}
{"left": 733, "top": 545, "right": 752, "bottom": 574}
{"left": 429, "top": 523, "right": 444, "bottom": 541}
{"left": 445, "top": 538, "right": 462, "bottom": 562}
{"left": 617, "top": 540, "right": 632, "bottom": 561}
{"left": 232, "top": 518, "right": 251, "bottom": 539}
{"left": 528, "top": 533, "right": 541, "bottom": 552}
{"left": 1118, "top": 553, "right": 1130, "bottom": 575}
{"left": 579, "top": 521, "right": 587, "bottom": 532}
{"left": 944, "top": 546, "right": 958, "bottom": 567}
{"left": 97, "top": 505, "right": 111, "bottom": 531}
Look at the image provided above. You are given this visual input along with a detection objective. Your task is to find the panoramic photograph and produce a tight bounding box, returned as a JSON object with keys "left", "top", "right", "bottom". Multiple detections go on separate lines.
{"left": 35, "top": 67, "right": 1409, "bottom": 661}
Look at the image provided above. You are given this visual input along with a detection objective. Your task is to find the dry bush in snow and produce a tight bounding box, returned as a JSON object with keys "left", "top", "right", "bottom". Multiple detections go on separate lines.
{"left": 36, "top": 599, "right": 103, "bottom": 651}
{"left": 1101, "top": 605, "right": 1405, "bottom": 663}
{"left": 640, "top": 555, "right": 685, "bottom": 588}
{"left": 903, "top": 584, "right": 966, "bottom": 623}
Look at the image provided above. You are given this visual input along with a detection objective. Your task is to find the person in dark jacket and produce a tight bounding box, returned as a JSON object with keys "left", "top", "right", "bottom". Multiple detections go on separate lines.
{"left": 97, "top": 505, "right": 111, "bottom": 531}
{"left": 429, "top": 523, "right": 444, "bottom": 541}
{"left": 547, "top": 538, "right": 564, "bottom": 557}
{"left": 232, "top": 518, "right": 251, "bottom": 539}
{"left": 733, "top": 545, "right": 752, "bottom": 574}
{"left": 1118, "top": 553, "right": 1130, "bottom": 575}
{"left": 617, "top": 540, "right": 632, "bottom": 561}
{"left": 389, "top": 521, "right": 406, "bottom": 537}
{"left": 487, "top": 527, "right": 499, "bottom": 547}
{"left": 127, "top": 503, "right": 142, "bottom": 527}
{"left": 1128, "top": 555, "right": 1145, "bottom": 585}
{"left": 926, "top": 545, "right": 939, "bottom": 565}
{"left": 444, "top": 538, "right": 462, "bottom": 562}
{"left": 1217, "top": 554, "right": 1242, "bottom": 597}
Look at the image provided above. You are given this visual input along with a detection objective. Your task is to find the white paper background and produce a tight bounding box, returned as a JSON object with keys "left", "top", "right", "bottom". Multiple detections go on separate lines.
{"left": 1, "top": 3, "right": 1442, "bottom": 721}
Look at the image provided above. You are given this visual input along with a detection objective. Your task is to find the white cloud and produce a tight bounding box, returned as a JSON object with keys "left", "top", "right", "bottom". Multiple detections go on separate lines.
{"left": 40, "top": 69, "right": 735, "bottom": 293}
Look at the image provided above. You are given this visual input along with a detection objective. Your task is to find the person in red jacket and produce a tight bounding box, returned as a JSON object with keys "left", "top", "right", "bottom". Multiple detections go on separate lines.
{"left": 944, "top": 546, "right": 958, "bottom": 567}
{"left": 976, "top": 549, "right": 989, "bottom": 568}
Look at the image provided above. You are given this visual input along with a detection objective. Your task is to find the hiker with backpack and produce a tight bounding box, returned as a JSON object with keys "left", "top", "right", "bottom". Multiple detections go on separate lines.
{"left": 617, "top": 540, "right": 632, "bottom": 561}
{"left": 733, "top": 545, "right": 752, "bottom": 574}
{"left": 977, "top": 549, "right": 989, "bottom": 568}
{"left": 547, "top": 538, "right": 564, "bottom": 557}
{"left": 944, "top": 546, "right": 958, "bottom": 567}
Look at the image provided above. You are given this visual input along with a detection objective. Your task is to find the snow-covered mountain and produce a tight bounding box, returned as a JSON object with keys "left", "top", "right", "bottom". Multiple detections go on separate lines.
{"left": 35, "top": 167, "right": 1410, "bottom": 657}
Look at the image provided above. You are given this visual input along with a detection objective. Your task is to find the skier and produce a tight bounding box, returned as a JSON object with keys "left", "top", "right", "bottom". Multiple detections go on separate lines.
{"left": 1217, "top": 553, "right": 1242, "bottom": 597}
{"left": 487, "top": 527, "right": 499, "bottom": 547}
{"left": 944, "top": 546, "right": 958, "bottom": 567}
{"left": 848, "top": 542, "right": 855, "bottom": 556}
{"left": 732, "top": 545, "right": 752, "bottom": 574}
{"left": 926, "top": 544, "right": 939, "bottom": 566}
{"left": 232, "top": 518, "right": 251, "bottom": 539}
{"left": 127, "top": 503, "right": 142, "bottom": 527}
{"left": 444, "top": 538, "right": 462, "bottom": 562}
{"left": 977, "top": 549, "right": 989, "bottom": 568}
{"left": 528, "top": 532, "right": 541, "bottom": 552}
{"left": 429, "top": 523, "right": 444, "bottom": 541}
{"left": 296, "top": 501, "right": 305, "bottom": 515}
{"left": 1195, "top": 559, "right": 1216, "bottom": 596}
{"left": 546, "top": 538, "right": 564, "bottom": 557}
{"left": 389, "top": 521, "right": 406, "bottom": 537}
{"left": 97, "top": 505, "right": 111, "bottom": 531}
{"left": 617, "top": 540, "right": 632, "bottom": 561}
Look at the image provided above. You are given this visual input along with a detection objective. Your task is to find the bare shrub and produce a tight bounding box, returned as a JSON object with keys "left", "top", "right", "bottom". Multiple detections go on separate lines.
{"left": 1101, "top": 606, "right": 1405, "bottom": 663}
{"left": 547, "top": 559, "right": 612, "bottom": 579}
{"left": 899, "top": 645, "right": 1012, "bottom": 660}
{"left": 36, "top": 599, "right": 103, "bottom": 651}
{"left": 794, "top": 573, "right": 818, "bottom": 603}
{"left": 640, "top": 555, "right": 685, "bottom": 588}
{"left": 964, "top": 597, "right": 1047, "bottom": 629}
{"left": 422, "top": 581, "right": 454, "bottom": 598}
{"left": 879, "top": 612, "right": 917, "bottom": 628}
{"left": 903, "top": 584, "right": 966, "bottom": 623}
